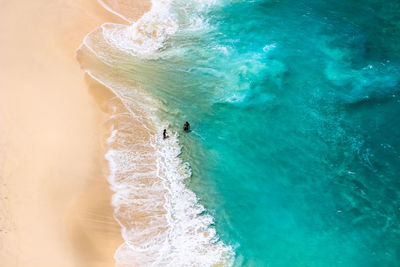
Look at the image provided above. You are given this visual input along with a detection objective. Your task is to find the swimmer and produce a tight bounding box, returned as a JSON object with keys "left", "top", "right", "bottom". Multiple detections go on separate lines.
{"left": 183, "top": 121, "right": 190, "bottom": 132}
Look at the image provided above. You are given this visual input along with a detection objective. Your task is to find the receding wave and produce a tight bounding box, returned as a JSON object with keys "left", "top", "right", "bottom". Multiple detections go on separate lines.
{"left": 77, "top": 0, "right": 234, "bottom": 266}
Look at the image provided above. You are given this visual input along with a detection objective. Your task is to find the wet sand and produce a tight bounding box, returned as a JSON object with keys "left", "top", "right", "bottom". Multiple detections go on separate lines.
{"left": 0, "top": 0, "right": 149, "bottom": 266}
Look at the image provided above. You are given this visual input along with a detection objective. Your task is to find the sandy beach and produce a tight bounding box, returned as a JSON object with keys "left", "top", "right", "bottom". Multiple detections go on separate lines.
{"left": 0, "top": 0, "right": 149, "bottom": 266}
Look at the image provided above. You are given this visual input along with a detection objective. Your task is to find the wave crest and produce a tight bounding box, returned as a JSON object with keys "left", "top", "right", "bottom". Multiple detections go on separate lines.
{"left": 77, "top": 0, "right": 235, "bottom": 265}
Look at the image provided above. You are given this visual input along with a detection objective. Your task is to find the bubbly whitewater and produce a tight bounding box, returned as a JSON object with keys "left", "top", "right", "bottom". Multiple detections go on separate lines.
{"left": 78, "top": 0, "right": 233, "bottom": 266}
{"left": 78, "top": 0, "right": 400, "bottom": 266}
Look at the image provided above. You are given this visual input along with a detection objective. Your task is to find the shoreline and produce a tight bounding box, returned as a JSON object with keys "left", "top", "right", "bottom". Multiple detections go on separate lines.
{"left": 0, "top": 0, "right": 149, "bottom": 266}
{"left": 77, "top": 0, "right": 235, "bottom": 264}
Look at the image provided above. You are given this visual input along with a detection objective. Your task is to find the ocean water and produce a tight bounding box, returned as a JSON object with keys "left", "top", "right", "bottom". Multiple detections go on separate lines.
{"left": 78, "top": 0, "right": 400, "bottom": 266}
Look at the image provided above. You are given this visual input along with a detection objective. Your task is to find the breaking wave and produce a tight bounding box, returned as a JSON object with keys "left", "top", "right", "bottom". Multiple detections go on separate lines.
{"left": 77, "top": 0, "right": 234, "bottom": 266}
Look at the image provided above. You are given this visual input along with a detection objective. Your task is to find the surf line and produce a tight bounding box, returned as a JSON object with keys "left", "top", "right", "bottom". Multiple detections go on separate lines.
{"left": 76, "top": 0, "right": 235, "bottom": 265}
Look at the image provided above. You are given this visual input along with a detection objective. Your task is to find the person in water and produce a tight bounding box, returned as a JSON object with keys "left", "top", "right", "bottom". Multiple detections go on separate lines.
{"left": 163, "top": 129, "right": 168, "bottom": 139}
{"left": 183, "top": 121, "right": 190, "bottom": 132}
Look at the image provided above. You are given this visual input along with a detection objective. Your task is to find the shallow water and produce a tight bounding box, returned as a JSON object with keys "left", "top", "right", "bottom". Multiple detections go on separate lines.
{"left": 150, "top": 0, "right": 400, "bottom": 266}
{"left": 80, "top": 0, "right": 400, "bottom": 265}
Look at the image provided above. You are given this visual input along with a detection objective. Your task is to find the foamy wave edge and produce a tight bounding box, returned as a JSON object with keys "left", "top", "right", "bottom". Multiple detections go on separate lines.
{"left": 77, "top": 0, "right": 235, "bottom": 266}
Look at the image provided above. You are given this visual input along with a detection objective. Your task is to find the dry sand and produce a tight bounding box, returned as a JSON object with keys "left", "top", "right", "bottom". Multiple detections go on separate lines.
{"left": 0, "top": 0, "right": 149, "bottom": 266}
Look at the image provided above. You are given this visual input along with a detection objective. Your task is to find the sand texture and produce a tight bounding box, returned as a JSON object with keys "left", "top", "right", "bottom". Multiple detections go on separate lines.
{"left": 0, "top": 0, "right": 150, "bottom": 266}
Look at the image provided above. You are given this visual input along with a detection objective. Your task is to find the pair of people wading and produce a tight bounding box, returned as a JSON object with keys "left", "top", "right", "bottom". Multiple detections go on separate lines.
{"left": 163, "top": 121, "right": 190, "bottom": 140}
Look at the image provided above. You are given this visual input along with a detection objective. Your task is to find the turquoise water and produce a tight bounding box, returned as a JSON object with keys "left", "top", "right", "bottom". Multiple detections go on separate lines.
{"left": 141, "top": 0, "right": 400, "bottom": 265}
{"left": 83, "top": 0, "right": 400, "bottom": 265}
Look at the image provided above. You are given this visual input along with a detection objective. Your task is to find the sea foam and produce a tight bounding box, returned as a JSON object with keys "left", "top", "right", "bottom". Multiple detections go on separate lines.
{"left": 99, "top": 0, "right": 218, "bottom": 58}
{"left": 77, "top": 0, "right": 234, "bottom": 265}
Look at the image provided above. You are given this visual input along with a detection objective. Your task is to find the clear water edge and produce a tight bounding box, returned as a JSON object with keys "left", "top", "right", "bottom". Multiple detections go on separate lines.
{"left": 78, "top": 0, "right": 400, "bottom": 266}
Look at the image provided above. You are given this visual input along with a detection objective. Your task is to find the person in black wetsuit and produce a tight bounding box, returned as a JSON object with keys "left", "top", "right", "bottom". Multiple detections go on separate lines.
{"left": 183, "top": 121, "right": 190, "bottom": 132}
{"left": 163, "top": 129, "right": 168, "bottom": 139}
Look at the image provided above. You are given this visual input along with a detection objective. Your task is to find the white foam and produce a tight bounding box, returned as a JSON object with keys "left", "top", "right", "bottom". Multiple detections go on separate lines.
{"left": 77, "top": 0, "right": 235, "bottom": 264}
{"left": 263, "top": 42, "right": 277, "bottom": 52}
{"left": 101, "top": 0, "right": 178, "bottom": 58}
{"left": 99, "top": 0, "right": 218, "bottom": 59}
{"left": 105, "top": 105, "right": 234, "bottom": 266}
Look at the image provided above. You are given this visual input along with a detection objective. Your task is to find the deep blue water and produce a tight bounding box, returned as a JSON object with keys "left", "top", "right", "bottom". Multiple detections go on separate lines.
{"left": 117, "top": 0, "right": 400, "bottom": 265}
